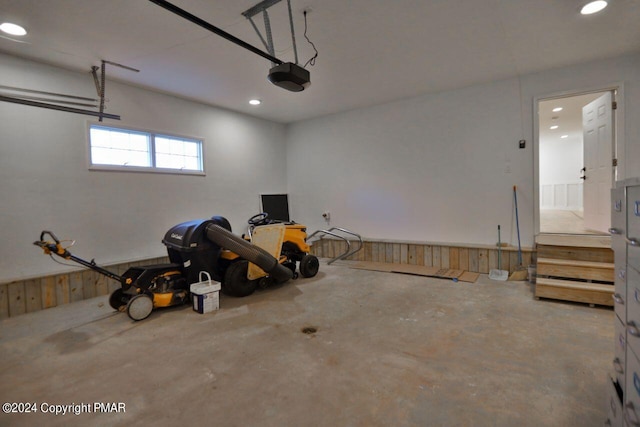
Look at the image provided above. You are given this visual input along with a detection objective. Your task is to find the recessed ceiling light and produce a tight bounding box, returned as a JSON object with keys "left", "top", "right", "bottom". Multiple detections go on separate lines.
{"left": 249, "top": 99, "right": 261, "bottom": 106}
{"left": 0, "top": 22, "right": 27, "bottom": 36}
{"left": 580, "top": 1, "right": 608, "bottom": 15}
{"left": 560, "top": 135, "right": 569, "bottom": 139}
{"left": 552, "top": 107, "right": 563, "bottom": 112}
{"left": 550, "top": 125, "right": 559, "bottom": 130}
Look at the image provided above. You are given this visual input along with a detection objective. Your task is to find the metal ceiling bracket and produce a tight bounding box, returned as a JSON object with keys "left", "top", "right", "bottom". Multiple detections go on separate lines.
{"left": 91, "top": 66, "right": 101, "bottom": 98}
{"left": 286, "top": 0, "right": 299, "bottom": 65}
{"left": 148, "top": 0, "right": 283, "bottom": 65}
{"left": 0, "top": 85, "right": 97, "bottom": 102}
{"left": 99, "top": 61, "right": 106, "bottom": 121}
{"left": 0, "top": 58, "right": 138, "bottom": 121}
{"left": 91, "top": 60, "right": 139, "bottom": 121}
{"left": 0, "top": 78, "right": 120, "bottom": 120}
{"left": 1, "top": 94, "right": 96, "bottom": 108}
{"left": 242, "top": 0, "right": 299, "bottom": 66}
{"left": 0, "top": 94, "right": 120, "bottom": 120}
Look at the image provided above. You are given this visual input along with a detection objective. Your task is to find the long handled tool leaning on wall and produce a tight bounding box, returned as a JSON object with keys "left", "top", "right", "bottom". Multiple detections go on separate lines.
{"left": 489, "top": 225, "right": 509, "bottom": 281}
{"left": 509, "top": 185, "right": 528, "bottom": 281}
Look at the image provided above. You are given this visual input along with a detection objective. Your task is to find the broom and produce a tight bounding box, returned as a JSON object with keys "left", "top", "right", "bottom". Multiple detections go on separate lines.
{"left": 509, "top": 185, "right": 528, "bottom": 281}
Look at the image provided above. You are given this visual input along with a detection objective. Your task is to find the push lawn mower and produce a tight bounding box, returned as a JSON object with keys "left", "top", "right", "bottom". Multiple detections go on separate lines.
{"left": 34, "top": 214, "right": 319, "bottom": 321}
{"left": 34, "top": 230, "right": 190, "bottom": 321}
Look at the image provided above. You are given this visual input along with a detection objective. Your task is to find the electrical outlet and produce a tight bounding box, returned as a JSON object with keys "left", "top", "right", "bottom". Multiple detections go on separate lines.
{"left": 519, "top": 140, "right": 526, "bottom": 149}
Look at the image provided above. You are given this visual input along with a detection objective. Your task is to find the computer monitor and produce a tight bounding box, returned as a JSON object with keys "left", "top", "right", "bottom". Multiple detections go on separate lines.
{"left": 260, "top": 194, "right": 290, "bottom": 222}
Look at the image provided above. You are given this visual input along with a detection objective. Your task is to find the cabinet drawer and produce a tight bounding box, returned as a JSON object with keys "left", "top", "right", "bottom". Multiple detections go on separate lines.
{"left": 628, "top": 265, "right": 640, "bottom": 325}
{"left": 630, "top": 244, "right": 640, "bottom": 275}
{"left": 615, "top": 256, "right": 627, "bottom": 323}
{"left": 612, "top": 185, "right": 627, "bottom": 325}
{"left": 616, "top": 316, "right": 627, "bottom": 391}
{"left": 626, "top": 266, "right": 640, "bottom": 360}
{"left": 612, "top": 186, "right": 626, "bottom": 237}
{"left": 606, "top": 374, "right": 624, "bottom": 427}
{"left": 625, "top": 347, "right": 640, "bottom": 426}
{"left": 628, "top": 185, "right": 640, "bottom": 272}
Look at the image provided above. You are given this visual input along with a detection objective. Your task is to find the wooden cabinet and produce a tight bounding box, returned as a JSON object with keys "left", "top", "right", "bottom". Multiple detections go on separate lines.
{"left": 607, "top": 178, "right": 640, "bottom": 427}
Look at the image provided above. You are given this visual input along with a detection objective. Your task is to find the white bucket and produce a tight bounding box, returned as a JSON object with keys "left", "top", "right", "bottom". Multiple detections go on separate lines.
{"left": 190, "top": 271, "right": 221, "bottom": 314}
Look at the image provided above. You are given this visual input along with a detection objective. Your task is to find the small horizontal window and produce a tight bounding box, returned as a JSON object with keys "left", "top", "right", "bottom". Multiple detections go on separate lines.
{"left": 89, "top": 124, "right": 204, "bottom": 174}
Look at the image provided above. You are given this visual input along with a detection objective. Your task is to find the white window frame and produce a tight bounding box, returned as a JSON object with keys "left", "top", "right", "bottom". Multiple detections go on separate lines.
{"left": 87, "top": 122, "right": 205, "bottom": 176}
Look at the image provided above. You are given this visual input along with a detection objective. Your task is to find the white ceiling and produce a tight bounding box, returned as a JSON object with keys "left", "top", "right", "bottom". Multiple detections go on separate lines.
{"left": 1, "top": 0, "right": 639, "bottom": 123}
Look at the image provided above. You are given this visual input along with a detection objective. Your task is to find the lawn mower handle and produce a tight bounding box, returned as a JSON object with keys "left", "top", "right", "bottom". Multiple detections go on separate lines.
{"left": 40, "top": 230, "right": 61, "bottom": 244}
{"left": 34, "top": 230, "right": 69, "bottom": 257}
{"left": 33, "top": 230, "right": 123, "bottom": 283}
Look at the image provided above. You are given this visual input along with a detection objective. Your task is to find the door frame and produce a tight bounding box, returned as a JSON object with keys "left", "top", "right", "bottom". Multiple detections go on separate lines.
{"left": 533, "top": 83, "right": 625, "bottom": 236}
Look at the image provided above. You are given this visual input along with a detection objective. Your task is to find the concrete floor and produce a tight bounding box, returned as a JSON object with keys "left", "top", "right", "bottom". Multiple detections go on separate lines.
{"left": 0, "top": 261, "right": 613, "bottom": 427}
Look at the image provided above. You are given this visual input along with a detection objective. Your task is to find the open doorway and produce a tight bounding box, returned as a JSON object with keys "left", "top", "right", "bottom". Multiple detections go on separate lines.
{"left": 538, "top": 90, "right": 615, "bottom": 235}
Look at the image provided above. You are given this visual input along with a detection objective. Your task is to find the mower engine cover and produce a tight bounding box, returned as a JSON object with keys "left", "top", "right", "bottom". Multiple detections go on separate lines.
{"left": 162, "top": 217, "right": 230, "bottom": 283}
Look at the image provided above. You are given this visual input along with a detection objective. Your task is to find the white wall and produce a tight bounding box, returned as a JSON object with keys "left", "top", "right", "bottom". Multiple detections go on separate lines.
{"left": 287, "top": 78, "right": 529, "bottom": 246}
{"left": 0, "top": 54, "right": 287, "bottom": 282}
{"left": 286, "top": 53, "right": 640, "bottom": 247}
{"left": 539, "top": 135, "right": 583, "bottom": 210}
{"left": 3, "top": 52, "right": 639, "bottom": 282}
{"left": 539, "top": 136, "right": 583, "bottom": 185}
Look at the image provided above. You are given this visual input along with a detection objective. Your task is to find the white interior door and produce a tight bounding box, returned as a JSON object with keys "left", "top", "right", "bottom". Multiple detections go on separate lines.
{"left": 582, "top": 92, "right": 613, "bottom": 233}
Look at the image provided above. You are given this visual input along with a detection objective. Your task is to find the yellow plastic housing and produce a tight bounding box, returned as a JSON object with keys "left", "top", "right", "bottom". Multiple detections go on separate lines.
{"left": 283, "top": 224, "right": 310, "bottom": 253}
{"left": 153, "top": 292, "right": 174, "bottom": 308}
